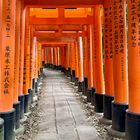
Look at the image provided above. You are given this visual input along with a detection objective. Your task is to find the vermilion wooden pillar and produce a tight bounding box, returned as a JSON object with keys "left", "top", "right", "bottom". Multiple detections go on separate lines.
{"left": 66, "top": 44, "right": 71, "bottom": 77}
{"left": 50, "top": 47, "right": 54, "bottom": 68}
{"left": 0, "top": 0, "right": 16, "bottom": 139}
{"left": 78, "top": 36, "right": 84, "bottom": 92}
{"left": 37, "top": 42, "right": 41, "bottom": 79}
{"left": 109, "top": 0, "right": 128, "bottom": 137}
{"left": 100, "top": 0, "right": 114, "bottom": 125}
{"left": 0, "top": 0, "right": 4, "bottom": 138}
{"left": 53, "top": 47, "right": 57, "bottom": 69}
{"left": 44, "top": 47, "right": 47, "bottom": 67}
{"left": 46, "top": 47, "right": 49, "bottom": 67}
{"left": 47, "top": 47, "right": 51, "bottom": 67}
{"left": 92, "top": 8, "right": 96, "bottom": 106}
{"left": 87, "top": 25, "right": 94, "bottom": 103}
{"left": 82, "top": 25, "right": 89, "bottom": 96}
{"left": 94, "top": 5, "right": 105, "bottom": 113}
{"left": 61, "top": 46, "right": 66, "bottom": 72}
{"left": 23, "top": 7, "right": 31, "bottom": 113}
{"left": 126, "top": 1, "right": 140, "bottom": 139}
{"left": 41, "top": 47, "right": 45, "bottom": 66}
{"left": 34, "top": 41, "right": 41, "bottom": 93}
{"left": 35, "top": 41, "right": 38, "bottom": 86}
{"left": 71, "top": 42, "right": 76, "bottom": 82}
{"left": 31, "top": 36, "right": 36, "bottom": 95}
{"left": 65, "top": 45, "right": 69, "bottom": 75}
{"left": 13, "top": 0, "right": 22, "bottom": 130}
{"left": 59, "top": 47, "right": 64, "bottom": 70}
{"left": 68, "top": 43, "right": 72, "bottom": 76}
{"left": 18, "top": 0, "right": 25, "bottom": 120}
{"left": 74, "top": 41, "right": 79, "bottom": 86}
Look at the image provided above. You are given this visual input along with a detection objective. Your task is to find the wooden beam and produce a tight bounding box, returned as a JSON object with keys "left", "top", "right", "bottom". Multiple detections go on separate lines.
{"left": 42, "top": 44, "right": 67, "bottom": 48}
{"left": 34, "top": 25, "right": 82, "bottom": 31}
{"left": 37, "top": 37, "right": 76, "bottom": 42}
{"left": 29, "top": 16, "right": 94, "bottom": 25}
{"left": 34, "top": 31, "right": 87, "bottom": 37}
{"left": 42, "top": 42, "right": 68, "bottom": 45}
{"left": 25, "top": 0, "right": 103, "bottom": 7}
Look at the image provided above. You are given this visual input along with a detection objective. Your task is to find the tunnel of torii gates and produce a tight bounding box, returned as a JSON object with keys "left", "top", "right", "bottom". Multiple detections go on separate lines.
{"left": 0, "top": 0, "right": 140, "bottom": 140}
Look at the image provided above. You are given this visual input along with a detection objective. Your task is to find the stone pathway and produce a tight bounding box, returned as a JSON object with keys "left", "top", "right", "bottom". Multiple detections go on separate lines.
{"left": 35, "top": 69, "right": 100, "bottom": 140}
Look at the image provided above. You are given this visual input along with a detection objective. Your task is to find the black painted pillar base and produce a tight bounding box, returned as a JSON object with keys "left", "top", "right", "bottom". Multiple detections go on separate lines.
{"left": 103, "top": 95, "right": 114, "bottom": 120}
{"left": 13, "top": 101, "right": 20, "bottom": 129}
{"left": 112, "top": 102, "right": 128, "bottom": 132}
{"left": 87, "top": 89, "right": 92, "bottom": 102}
{"left": 63, "top": 67, "right": 66, "bottom": 73}
{"left": 49, "top": 64, "right": 53, "bottom": 69}
{"left": 58, "top": 65, "right": 62, "bottom": 70}
{"left": 24, "top": 93, "right": 30, "bottom": 113}
{"left": 0, "top": 109, "right": 15, "bottom": 140}
{"left": 57, "top": 65, "right": 60, "bottom": 70}
{"left": 72, "top": 70, "right": 76, "bottom": 83}
{"left": 70, "top": 74, "right": 72, "bottom": 82}
{"left": 65, "top": 69, "right": 69, "bottom": 77}
{"left": 78, "top": 81, "right": 83, "bottom": 92}
{"left": 61, "top": 67, "right": 63, "bottom": 72}
{"left": 53, "top": 65, "right": 56, "bottom": 70}
{"left": 30, "top": 89, "right": 34, "bottom": 104}
{"left": 107, "top": 102, "right": 128, "bottom": 138}
{"left": 91, "top": 88, "right": 95, "bottom": 106}
{"left": 83, "top": 77, "right": 88, "bottom": 96}
{"left": 99, "top": 95, "right": 114, "bottom": 125}
{"left": 55, "top": 65, "right": 57, "bottom": 70}
{"left": 32, "top": 78, "right": 35, "bottom": 91}
{"left": 28, "top": 89, "right": 33, "bottom": 105}
{"left": 46, "top": 63, "right": 49, "bottom": 68}
{"left": 40, "top": 67, "right": 43, "bottom": 75}
{"left": 0, "top": 118, "right": 4, "bottom": 140}
{"left": 46, "top": 63, "right": 48, "bottom": 68}
{"left": 61, "top": 67, "right": 65, "bottom": 72}
{"left": 44, "top": 63, "right": 46, "bottom": 68}
{"left": 56, "top": 65, "right": 58, "bottom": 70}
{"left": 18, "top": 95, "right": 24, "bottom": 119}
{"left": 94, "top": 93, "right": 103, "bottom": 113}
{"left": 42, "top": 61, "right": 45, "bottom": 67}
{"left": 126, "top": 111, "right": 140, "bottom": 140}
{"left": 75, "top": 77, "right": 79, "bottom": 86}
{"left": 35, "top": 80, "right": 39, "bottom": 93}
{"left": 68, "top": 67, "right": 71, "bottom": 77}
{"left": 49, "top": 63, "right": 52, "bottom": 68}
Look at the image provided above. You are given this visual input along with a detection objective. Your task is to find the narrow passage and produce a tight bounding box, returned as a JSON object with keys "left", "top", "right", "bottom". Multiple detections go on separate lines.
{"left": 35, "top": 69, "right": 100, "bottom": 140}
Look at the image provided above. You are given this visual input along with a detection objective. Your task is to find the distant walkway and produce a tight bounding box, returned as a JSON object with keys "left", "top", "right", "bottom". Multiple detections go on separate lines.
{"left": 35, "top": 69, "right": 100, "bottom": 140}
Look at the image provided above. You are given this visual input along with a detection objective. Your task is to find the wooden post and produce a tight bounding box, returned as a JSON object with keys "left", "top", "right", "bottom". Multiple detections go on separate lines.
{"left": 0, "top": 0, "right": 16, "bottom": 139}
{"left": 78, "top": 36, "right": 84, "bottom": 92}
{"left": 126, "top": 1, "right": 140, "bottom": 139}
{"left": 108, "top": 0, "right": 128, "bottom": 136}
{"left": 94, "top": 6, "right": 105, "bottom": 113}
{"left": 100, "top": 0, "right": 114, "bottom": 125}
{"left": 82, "top": 25, "right": 89, "bottom": 96}
{"left": 23, "top": 7, "right": 31, "bottom": 113}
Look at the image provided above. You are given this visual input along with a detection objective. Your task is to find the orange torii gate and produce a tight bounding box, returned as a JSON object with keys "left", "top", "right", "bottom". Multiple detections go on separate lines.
{"left": 1, "top": 0, "right": 140, "bottom": 139}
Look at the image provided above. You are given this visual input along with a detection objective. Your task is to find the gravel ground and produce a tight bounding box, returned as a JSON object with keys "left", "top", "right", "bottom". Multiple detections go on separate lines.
{"left": 16, "top": 70, "right": 125, "bottom": 140}
{"left": 16, "top": 81, "right": 43, "bottom": 140}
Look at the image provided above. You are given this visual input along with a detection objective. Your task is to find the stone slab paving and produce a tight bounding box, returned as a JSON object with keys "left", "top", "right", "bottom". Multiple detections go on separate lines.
{"left": 36, "top": 69, "right": 100, "bottom": 140}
